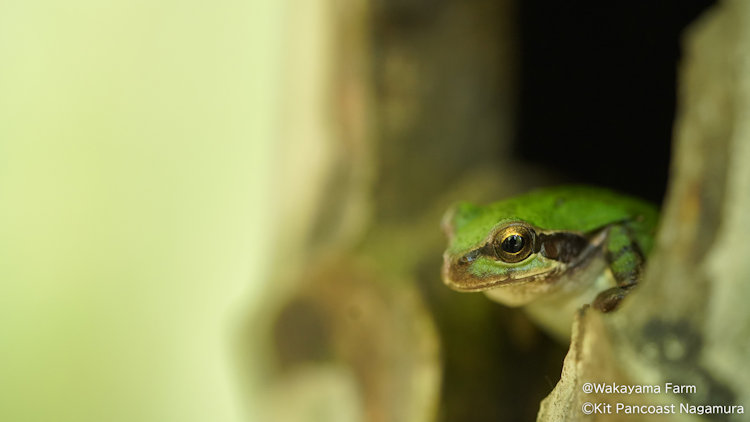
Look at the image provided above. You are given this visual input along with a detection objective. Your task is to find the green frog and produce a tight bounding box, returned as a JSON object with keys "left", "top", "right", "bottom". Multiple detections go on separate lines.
{"left": 441, "top": 186, "right": 659, "bottom": 340}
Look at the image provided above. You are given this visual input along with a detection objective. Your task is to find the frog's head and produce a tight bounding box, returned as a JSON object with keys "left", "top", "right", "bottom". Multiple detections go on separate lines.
{"left": 441, "top": 202, "right": 591, "bottom": 306}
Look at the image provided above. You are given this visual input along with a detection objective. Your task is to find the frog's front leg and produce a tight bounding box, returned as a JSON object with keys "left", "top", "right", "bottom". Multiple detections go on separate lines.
{"left": 592, "top": 223, "right": 645, "bottom": 312}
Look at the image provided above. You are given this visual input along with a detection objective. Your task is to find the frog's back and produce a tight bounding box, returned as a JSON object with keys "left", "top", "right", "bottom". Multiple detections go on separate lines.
{"left": 503, "top": 186, "right": 656, "bottom": 229}
{"left": 486, "top": 186, "right": 658, "bottom": 250}
{"left": 449, "top": 185, "right": 659, "bottom": 256}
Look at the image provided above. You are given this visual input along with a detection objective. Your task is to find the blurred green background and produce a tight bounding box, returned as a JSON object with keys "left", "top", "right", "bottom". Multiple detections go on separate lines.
{"left": 0, "top": 1, "right": 283, "bottom": 420}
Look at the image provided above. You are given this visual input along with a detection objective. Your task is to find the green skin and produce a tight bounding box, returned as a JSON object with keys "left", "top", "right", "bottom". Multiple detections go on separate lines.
{"left": 442, "top": 186, "right": 659, "bottom": 339}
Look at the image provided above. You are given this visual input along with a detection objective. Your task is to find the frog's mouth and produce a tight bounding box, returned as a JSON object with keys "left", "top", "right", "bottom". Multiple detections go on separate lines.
{"left": 442, "top": 229, "right": 607, "bottom": 293}
{"left": 441, "top": 253, "right": 561, "bottom": 292}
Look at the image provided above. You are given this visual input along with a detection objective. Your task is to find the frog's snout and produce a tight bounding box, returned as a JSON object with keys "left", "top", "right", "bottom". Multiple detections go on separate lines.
{"left": 441, "top": 201, "right": 481, "bottom": 240}
{"left": 441, "top": 206, "right": 458, "bottom": 240}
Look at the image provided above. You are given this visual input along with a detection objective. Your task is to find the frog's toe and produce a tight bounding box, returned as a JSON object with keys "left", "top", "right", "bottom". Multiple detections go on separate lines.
{"left": 592, "top": 286, "right": 635, "bottom": 313}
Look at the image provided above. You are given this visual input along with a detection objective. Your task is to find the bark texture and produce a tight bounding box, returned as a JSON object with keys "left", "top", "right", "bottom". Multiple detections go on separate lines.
{"left": 539, "top": 1, "right": 750, "bottom": 420}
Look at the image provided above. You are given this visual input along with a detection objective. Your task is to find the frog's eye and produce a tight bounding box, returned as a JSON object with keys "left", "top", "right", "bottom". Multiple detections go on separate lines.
{"left": 502, "top": 234, "right": 524, "bottom": 253}
{"left": 492, "top": 223, "right": 535, "bottom": 263}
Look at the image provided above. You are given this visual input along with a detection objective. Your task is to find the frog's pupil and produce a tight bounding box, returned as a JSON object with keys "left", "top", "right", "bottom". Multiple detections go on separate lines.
{"left": 502, "top": 234, "right": 524, "bottom": 253}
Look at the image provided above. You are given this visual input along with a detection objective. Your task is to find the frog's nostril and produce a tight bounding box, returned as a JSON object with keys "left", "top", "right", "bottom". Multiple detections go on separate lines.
{"left": 460, "top": 249, "right": 480, "bottom": 264}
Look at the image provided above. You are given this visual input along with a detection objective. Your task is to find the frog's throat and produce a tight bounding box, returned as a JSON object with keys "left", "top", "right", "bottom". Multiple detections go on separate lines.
{"left": 442, "top": 228, "right": 608, "bottom": 293}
